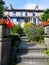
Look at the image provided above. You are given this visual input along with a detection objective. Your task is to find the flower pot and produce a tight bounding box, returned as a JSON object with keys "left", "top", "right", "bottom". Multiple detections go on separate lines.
{"left": 44, "top": 24, "right": 49, "bottom": 35}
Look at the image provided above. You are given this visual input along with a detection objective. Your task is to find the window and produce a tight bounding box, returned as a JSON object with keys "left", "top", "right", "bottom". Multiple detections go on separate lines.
{"left": 25, "top": 12, "right": 28, "bottom": 16}
{"left": 21, "top": 12, "right": 23, "bottom": 16}
{"left": 33, "top": 18, "right": 36, "bottom": 24}
{"left": 33, "top": 12, "right": 35, "bottom": 16}
{"left": 13, "top": 12, "right": 16, "bottom": 16}
{"left": 17, "top": 18, "right": 19, "bottom": 21}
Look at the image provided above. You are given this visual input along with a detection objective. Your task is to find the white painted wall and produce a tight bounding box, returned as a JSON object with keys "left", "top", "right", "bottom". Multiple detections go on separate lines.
{"left": 9, "top": 12, "right": 13, "bottom": 16}
{"left": 35, "top": 12, "right": 43, "bottom": 16}
{"left": 4, "top": 11, "right": 9, "bottom": 16}
{"left": 16, "top": 12, "right": 21, "bottom": 16}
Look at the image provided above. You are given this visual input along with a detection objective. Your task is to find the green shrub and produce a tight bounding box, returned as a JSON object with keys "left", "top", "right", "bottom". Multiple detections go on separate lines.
{"left": 28, "top": 26, "right": 40, "bottom": 42}
{"left": 38, "top": 28, "right": 44, "bottom": 43}
{"left": 10, "top": 25, "right": 23, "bottom": 36}
{"left": 44, "top": 49, "right": 49, "bottom": 56}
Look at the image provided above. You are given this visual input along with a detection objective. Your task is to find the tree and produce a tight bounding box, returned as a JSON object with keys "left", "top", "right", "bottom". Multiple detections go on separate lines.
{"left": 41, "top": 9, "right": 49, "bottom": 21}
{"left": 0, "top": 0, "right": 5, "bottom": 19}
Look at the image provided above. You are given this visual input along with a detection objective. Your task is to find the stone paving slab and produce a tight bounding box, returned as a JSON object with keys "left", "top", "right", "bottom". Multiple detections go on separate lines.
{"left": 16, "top": 61, "right": 49, "bottom": 65}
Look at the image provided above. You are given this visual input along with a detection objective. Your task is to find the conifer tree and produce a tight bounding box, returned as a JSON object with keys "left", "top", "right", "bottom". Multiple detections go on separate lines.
{"left": 0, "top": 0, "right": 5, "bottom": 19}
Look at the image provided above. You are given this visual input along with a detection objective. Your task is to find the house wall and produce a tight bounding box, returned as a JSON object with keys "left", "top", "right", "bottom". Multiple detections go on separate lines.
{"left": 4, "top": 11, "right": 43, "bottom": 17}
{"left": 35, "top": 12, "right": 43, "bottom": 16}
{"left": 4, "top": 10, "right": 43, "bottom": 26}
{"left": 8, "top": 12, "right": 13, "bottom": 16}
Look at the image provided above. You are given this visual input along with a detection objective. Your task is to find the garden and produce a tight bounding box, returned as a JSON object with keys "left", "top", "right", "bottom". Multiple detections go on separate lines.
{"left": 0, "top": 0, "right": 49, "bottom": 64}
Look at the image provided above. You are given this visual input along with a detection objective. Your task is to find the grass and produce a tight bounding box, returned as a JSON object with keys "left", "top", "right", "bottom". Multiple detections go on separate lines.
{"left": 44, "top": 49, "right": 49, "bottom": 56}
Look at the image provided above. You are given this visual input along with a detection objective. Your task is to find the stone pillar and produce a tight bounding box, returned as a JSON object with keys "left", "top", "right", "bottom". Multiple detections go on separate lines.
{"left": 0, "top": 38, "right": 11, "bottom": 65}
{"left": 0, "top": 24, "right": 11, "bottom": 65}
{"left": 44, "top": 25, "right": 49, "bottom": 49}
{"left": 44, "top": 25, "right": 49, "bottom": 35}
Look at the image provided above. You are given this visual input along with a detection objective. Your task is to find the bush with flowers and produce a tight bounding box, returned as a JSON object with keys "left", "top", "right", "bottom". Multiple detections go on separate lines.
{"left": 0, "top": 18, "right": 14, "bottom": 29}
{"left": 24, "top": 22, "right": 44, "bottom": 43}
{"left": 24, "top": 22, "right": 34, "bottom": 36}
{"left": 0, "top": 18, "right": 23, "bottom": 36}
{"left": 41, "top": 18, "right": 49, "bottom": 27}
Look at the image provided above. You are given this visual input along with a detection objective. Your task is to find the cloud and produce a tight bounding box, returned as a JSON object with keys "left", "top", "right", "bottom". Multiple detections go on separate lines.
{"left": 22, "top": 3, "right": 37, "bottom": 9}
{"left": 22, "top": 2, "right": 48, "bottom": 10}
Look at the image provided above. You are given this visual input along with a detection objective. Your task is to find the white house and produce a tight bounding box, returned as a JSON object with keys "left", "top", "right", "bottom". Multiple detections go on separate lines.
{"left": 4, "top": 5, "right": 44, "bottom": 28}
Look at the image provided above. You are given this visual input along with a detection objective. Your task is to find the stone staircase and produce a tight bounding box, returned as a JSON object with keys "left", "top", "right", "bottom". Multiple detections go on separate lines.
{"left": 16, "top": 36, "right": 49, "bottom": 65}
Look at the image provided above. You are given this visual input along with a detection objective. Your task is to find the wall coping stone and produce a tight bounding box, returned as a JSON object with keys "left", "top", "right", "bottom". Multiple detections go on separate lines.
{"left": 44, "top": 24, "right": 49, "bottom": 27}
{"left": 0, "top": 24, "right": 6, "bottom": 25}
{"left": 43, "top": 35, "right": 49, "bottom": 38}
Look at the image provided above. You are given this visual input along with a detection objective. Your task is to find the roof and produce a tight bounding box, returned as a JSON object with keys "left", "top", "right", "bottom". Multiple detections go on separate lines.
{"left": 5, "top": 9, "right": 44, "bottom": 12}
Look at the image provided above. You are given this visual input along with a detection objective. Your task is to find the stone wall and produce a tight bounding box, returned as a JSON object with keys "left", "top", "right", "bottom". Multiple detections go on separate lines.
{"left": 0, "top": 38, "right": 11, "bottom": 65}
{"left": 0, "top": 24, "right": 11, "bottom": 65}
{"left": 44, "top": 25, "right": 49, "bottom": 49}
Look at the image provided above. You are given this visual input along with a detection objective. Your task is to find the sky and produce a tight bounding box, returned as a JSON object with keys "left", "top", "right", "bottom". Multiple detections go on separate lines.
{"left": 3, "top": 0, "right": 49, "bottom": 9}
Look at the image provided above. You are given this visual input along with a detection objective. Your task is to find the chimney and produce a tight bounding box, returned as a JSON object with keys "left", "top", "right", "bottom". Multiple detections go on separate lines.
{"left": 35, "top": 5, "right": 39, "bottom": 10}
{"left": 9, "top": 4, "right": 13, "bottom": 9}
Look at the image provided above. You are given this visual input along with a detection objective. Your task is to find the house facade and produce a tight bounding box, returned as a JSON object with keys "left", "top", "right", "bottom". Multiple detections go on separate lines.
{"left": 4, "top": 8, "right": 44, "bottom": 27}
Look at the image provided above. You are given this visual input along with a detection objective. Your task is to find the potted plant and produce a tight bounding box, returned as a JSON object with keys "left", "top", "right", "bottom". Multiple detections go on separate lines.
{"left": 44, "top": 18, "right": 49, "bottom": 35}
{"left": 0, "top": 18, "right": 14, "bottom": 37}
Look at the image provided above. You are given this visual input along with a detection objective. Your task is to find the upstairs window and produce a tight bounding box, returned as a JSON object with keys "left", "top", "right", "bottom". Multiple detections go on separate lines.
{"left": 25, "top": 12, "right": 28, "bottom": 16}
{"left": 33, "top": 12, "right": 35, "bottom": 16}
{"left": 13, "top": 12, "right": 16, "bottom": 16}
{"left": 21, "top": 12, "right": 23, "bottom": 16}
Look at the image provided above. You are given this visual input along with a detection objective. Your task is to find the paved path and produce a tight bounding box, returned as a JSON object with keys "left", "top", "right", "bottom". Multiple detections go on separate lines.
{"left": 16, "top": 36, "right": 49, "bottom": 65}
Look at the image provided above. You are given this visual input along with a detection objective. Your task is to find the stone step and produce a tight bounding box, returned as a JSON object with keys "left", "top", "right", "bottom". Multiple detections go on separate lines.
{"left": 18, "top": 48, "right": 46, "bottom": 53}
{"left": 20, "top": 36, "right": 28, "bottom": 39}
{"left": 20, "top": 38, "right": 29, "bottom": 42}
{"left": 16, "top": 62, "right": 49, "bottom": 65}
{"left": 20, "top": 36, "right": 29, "bottom": 42}
{"left": 18, "top": 43, "right": 46, "bottom": 53}
{"left": 16, "top": 52, "right": 49, "bottom": 63}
